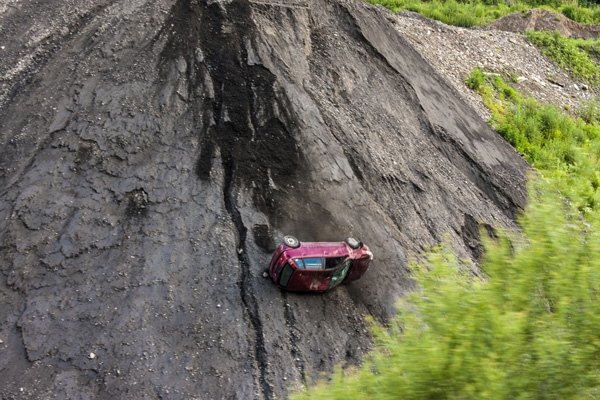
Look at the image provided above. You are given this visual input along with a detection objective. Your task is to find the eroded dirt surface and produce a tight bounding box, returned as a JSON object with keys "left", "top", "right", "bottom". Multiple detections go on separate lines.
{"left": 0, "top": 0, "right": 528, "bottom": 398}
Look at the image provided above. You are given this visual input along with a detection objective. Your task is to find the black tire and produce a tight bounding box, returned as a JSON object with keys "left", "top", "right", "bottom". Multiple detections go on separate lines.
{"left": 283, "top": 235, "right": 300, "bottom": 248}
{"left": 345, "top": 237, "right": 362, "bottom": 250}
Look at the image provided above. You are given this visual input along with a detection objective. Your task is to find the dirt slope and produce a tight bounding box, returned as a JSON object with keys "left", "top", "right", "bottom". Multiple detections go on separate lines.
{"left": 486, "top": 8, "right": 600, "bottom": 39}
{"left": 0, "top": 0, "right": 528, "bottom": 398}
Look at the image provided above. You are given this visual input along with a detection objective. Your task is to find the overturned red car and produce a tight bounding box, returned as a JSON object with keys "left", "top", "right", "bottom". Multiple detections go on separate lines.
{"left": 268, "top": 236, "right": 373, "bottom": 292}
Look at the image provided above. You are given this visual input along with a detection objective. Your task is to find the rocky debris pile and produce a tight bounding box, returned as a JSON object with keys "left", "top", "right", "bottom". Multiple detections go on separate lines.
{"left": 0, "top": 0, "right": 528, "bottom": 398}
{"left": 391, "top": 10, "right": 599, "bottom": 123}
{"left": 487, "top": 8, "right": 600, "bottom": 40}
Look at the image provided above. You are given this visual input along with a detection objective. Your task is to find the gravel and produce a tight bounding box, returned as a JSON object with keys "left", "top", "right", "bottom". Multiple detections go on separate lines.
{"left": 391, "top": 9, "right": 600, "bottom": 122}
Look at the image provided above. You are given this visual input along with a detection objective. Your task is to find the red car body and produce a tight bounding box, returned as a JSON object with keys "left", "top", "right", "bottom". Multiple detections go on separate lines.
{"left": 268, "top": 237, "right": 373, "bottom": 292}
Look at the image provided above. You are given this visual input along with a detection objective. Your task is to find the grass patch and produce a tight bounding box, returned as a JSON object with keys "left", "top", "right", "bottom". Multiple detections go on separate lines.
{"left": 364, "top": 0, "right": 600, "bottom": 26}
{"left": 465, "top": 66, "right": 487, "bottom": 90}
{"left": 365, "top": 0, "right": 525, "bottom": 27}
{"left": 526, "top": 30, "right": 600, "bottom": 83}
{"left": 571, "top": 36, "right": 600, "bottom": 65}
{"left": 469, "top": 68, "right": 600, "bottom": 216}
{"left": 560, "top": 3, "right": 600, "bottom": 24}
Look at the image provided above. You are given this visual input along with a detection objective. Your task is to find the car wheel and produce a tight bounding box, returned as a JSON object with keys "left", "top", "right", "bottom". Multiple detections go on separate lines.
{"left": 283, "top": 235, "right": 300, "bottom": 248}
{"left": 345, "top": 237, "right": 362, "bottom": 250}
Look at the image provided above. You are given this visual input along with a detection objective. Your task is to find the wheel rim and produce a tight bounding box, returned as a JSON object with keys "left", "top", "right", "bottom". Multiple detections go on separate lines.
{"left": 346, "top": 238, "right": 359, "bottom": 249}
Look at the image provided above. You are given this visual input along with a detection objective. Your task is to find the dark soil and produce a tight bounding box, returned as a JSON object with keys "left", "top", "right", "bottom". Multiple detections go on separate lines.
{"left": 0, "top": 0, "right": 528, "bottom": 398}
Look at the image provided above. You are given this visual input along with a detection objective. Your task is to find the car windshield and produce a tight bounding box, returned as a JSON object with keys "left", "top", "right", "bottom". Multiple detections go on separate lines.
{"left": 329, "top": 260, "right": 352, "bottom": 289}
{"left": 325, "top": 256, "right": 346, "bottom": 269}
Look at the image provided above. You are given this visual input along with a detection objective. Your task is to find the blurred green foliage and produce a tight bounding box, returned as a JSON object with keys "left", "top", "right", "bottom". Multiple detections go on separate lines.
{"left": 291, "top": 181, "right": 600, "bottom": 399}
{"left": 290, "top": 71, "right": 600, "bottom": 399}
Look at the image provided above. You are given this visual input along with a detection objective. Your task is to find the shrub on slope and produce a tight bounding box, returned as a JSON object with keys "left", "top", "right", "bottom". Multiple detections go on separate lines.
{"left": 292, "top": 71, "right": 600, "bottom": 400}
{"left": 292, "top": 180, "right": 600, "bottom": 399}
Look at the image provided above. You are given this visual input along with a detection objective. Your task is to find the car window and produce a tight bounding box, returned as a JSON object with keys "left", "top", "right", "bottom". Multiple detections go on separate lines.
{"left": 278, "top": 263, "right": 294, "bottom": 287}
{"left": 293, "top": 258, "right": 305, "bottom": 269}
{"left": 329, "top": 260, "right": 352, "bottom": 289}
{"left": 275, "top": 261, "right": 284, "bottom": 274}
{"left": 325, "top": 256, "right": 346, "bottom": 269}
{"left": 302, "top": 257, "right": 323, "bottom": 269}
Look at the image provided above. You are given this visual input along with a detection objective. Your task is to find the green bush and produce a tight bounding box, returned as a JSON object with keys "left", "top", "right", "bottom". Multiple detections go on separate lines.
{"left": 449, "top": 13, "right": 479, "bottom": 27}
{"left": 560, "top": 5, "right": 578, "bottom": 21}
{"left": 526, "top": 30, "right": 600, "bottom": 84}
{"left": 467, "top": 69, "right": 600, "bottom": 216}
{"left": 559, "top": 3, "right": 596, "bottom": 23}
{"left": 291, "top": 182, "right": 600, "bottom": 400}
{"left": 466, "top": 67, "right": 486, "bottom": 90}
{"left": 581, "top": 98, "right": 600, "bottom": 124}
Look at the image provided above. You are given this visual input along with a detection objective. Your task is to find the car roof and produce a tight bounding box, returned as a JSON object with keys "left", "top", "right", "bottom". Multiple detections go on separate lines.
{"left": 283, "top": 242, "right": 349, "bottom": 258}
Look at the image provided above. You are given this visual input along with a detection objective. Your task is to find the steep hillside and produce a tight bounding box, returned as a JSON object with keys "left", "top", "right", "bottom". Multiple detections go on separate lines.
{"left": 0, "top": 0, "right": 528, "bottom": 398}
